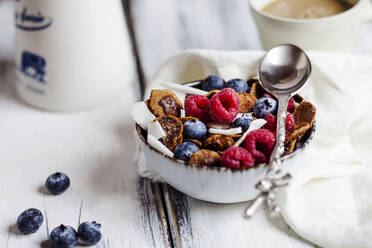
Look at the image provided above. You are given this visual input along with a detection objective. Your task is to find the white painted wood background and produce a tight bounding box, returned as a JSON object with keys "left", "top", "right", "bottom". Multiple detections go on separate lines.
{"left": 1, "top": 0, "right": 372, "bottom": 247}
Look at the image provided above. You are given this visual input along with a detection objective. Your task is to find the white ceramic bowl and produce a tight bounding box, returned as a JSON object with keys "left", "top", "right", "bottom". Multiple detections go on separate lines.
{"left": 135, "top": 119, "right": 316, "bottom": 203}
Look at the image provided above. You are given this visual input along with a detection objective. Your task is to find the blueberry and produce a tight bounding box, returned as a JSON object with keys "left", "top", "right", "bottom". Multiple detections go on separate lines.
{"left": 50, "top": 225, "right": 78, "bottom": 248}
{"left": 232, "top": 114, "right": 254, "bottom": 132}
{"left": 45, "top": 172, "right": 70, "bottom": 195}
{"left": 183, "top": 120, "right": 207, "bottom": 140}
{"left": 224, "top": 79, "right": 248, "bottom": 93}
{"left": 174, "top": 142, "right": 200, "bottom": 161}
{"left": 201, "top": 75, "right": 224, "bottom": 91}
{"left": 16, "top": 208, "right": 43, "bottom": 234}
{"left": 253, "top": 97, "right": 278, "bottom": 118}
{"left": 78, "top": 221, "right": 102, "bottom": 245}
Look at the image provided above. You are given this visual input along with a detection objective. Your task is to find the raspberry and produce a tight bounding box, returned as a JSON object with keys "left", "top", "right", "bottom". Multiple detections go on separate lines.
{"left": 286, "top": 113, "right": 295, "bottom": 130}
{"left": 221, "top": 147, "right": 255, "bottom": 168}
{"left": 264, "top": 113, "right": 295, "bottom": 132}
{"left": 287, "top": 98, "right": 295, "bottom": 113}
{"left": 264, "top": 113, "right": 276, "bottom": 133}
{"left": 264, "top": 113, "right": 295, "bottom": 133}
{"left": 209, "top": 88, "right": 239, "bottom": 124}
{"left": 244, "top": 129, "right": 275, "bottom": 163}
{"left": 185, "top": 95, "right": 210, "bottom": 123}
{"left": 263, "top": 93, "right": 294, "bottom": 113}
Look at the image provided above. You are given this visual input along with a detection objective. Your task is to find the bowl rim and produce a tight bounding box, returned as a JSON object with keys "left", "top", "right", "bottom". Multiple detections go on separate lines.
{"left": 135, "top": 120, "right": 316, "bottom": 173}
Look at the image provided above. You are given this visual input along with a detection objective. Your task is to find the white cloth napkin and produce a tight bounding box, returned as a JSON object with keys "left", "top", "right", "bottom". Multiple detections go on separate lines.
{"left": 138, "top": 49, "right": 372, "bottom": 248}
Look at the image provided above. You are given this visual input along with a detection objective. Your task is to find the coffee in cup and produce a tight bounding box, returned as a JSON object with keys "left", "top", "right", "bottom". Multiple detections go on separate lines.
{"left": 261, "top": 0, "right": 352, "bottom": 19}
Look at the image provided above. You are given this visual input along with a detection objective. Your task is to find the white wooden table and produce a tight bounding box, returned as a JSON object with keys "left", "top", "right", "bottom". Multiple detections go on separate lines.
{"left": 1, "top": 0, "right": 372, "bottom": 247}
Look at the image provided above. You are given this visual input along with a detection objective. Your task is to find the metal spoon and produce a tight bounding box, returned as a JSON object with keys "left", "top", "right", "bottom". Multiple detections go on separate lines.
{"left": 244, "top": 44, "right": 311, "bottom": 218}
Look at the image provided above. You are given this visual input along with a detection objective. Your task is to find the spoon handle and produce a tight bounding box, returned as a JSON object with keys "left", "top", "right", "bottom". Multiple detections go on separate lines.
{"left": 244, "top": 95, "right": 291, "bottom": 218}
{"left": 267, "top": 95, "right": 290, "bottom": 175}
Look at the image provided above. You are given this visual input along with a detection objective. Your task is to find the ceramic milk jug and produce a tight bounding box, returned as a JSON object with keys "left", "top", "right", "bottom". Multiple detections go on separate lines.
{"left": 14, "top": 0, "right": 134, "bottom": 111}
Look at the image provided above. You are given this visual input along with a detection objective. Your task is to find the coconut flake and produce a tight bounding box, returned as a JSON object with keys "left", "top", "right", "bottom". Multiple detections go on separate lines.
{"left": 184, "top": 81, "right": 202, "bottom": 87}
{"left": 233, "top": 113, "right": 253, "bottom": 121}
{"left": 160, "top": 82, "right": 208, "bottom": 96}
{"left": 131, "top": 102, "right": 156, "bottom": 130}
{"left": 206, "top": 122, "right": 231, "bottom": 130}
{"left": 147, "top": 135, "right": 174, "bottom": 157}
{"left": 148, "top": 120, "right": 166, "bottom": 139}
{"left": 233, "top": 119, "right": 267, "bottom": 147}
{"left": 209, "top": 127, "right": 242, "bottom": 135}
{"left": 180, "top": 109, "right": 186, "bottom": 117}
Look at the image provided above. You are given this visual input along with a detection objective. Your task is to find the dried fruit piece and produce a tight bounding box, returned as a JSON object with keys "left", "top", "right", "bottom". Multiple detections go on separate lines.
{"left": 203, "top": 134, "right": 235, "bottom": 152}
{"left": 180, "top": 116, "right": 199, "bottom": 123}
{"left": 184, "top": 139, "right": 203, "bottom": 148}
{"left": 294, "top": 101, "right": 316, "bottom": 127}
{"left": 149, "top": 89, "right": 183, "bottom": 117}
{"left": 205, "top": 90, "right": 221, "bottom": 99}
{"left": 285, "top": 122, "right": 311, "bottom": 145}
{"left": 159, "top": 96, "right": 181, "bottom": 116}
{"left": 250, "top": 82, "right": 258, "bottom": 98}
{"left": 238, "top": 92, "right": 257, "bottom": 113}
{"left": 284, "top": 138, "right": 297, "bottom": 155}
{"left": 156, "top": 115, "right": 183, "bottom": 150}
{"left": 221, "top": 147, "right": 255, "bottom": 168}
{"left": 184, "top": 95, "right": 210, "bottom": 123}
{"left": 244, "top": 129, "right": 276, "bottom": 163}
{"left": 189, "top": 149, "right": 221, "bottom": 167}
{"left": 209, "top": 88, "right": 240, "bottom": 124}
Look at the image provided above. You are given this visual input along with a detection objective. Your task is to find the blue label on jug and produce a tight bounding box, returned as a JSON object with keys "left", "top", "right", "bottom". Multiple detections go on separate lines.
{"left": 20, "top": 51, "right": 47, "bottom": 84}
{"left": 15, "top": 7, "right": 53, "bottom": 31}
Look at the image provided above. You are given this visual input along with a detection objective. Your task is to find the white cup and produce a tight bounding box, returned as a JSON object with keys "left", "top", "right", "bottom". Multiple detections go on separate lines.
{"left": 249, "top": 0, "right": 372, "bottom": 52}
{"left": 14, "top": 0, "right": 134, "bottom": 111}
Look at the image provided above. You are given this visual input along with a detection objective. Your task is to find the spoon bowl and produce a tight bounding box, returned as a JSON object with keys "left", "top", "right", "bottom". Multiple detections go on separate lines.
{"left": 258, "top": 44, "right": 312, "bottom": 96}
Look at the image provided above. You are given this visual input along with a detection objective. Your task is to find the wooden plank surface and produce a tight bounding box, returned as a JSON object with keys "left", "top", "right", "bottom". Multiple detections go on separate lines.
{"left": 0, "top": 54, "right": 169, "bottom": 248}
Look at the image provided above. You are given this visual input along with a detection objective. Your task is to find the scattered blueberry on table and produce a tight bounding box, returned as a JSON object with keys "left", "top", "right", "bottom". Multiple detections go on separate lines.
{"left": 78, "top": 221, "right": 102, "bottom": 245}
{"left": 174, "top": 142, "right": 200, "bottom": 161}
{"left": 224, "top": 78, "right": 248, "bottom": 92}
{"left": 201, "top": 75, "right": 224, "bottom": 91}
{"left": 16, "top": 208, "right": 43, "bottom": 234}
{"left": 45, "top": 172, "right": 70, "bottom": 195}
{"left": 253, "top": 97, "right": 278, "bottom": 118}
{"left": 183, "top": 120, "right": 207, "bottom": 140}
{"left": 232, "top": 113, "right": 254, "bottom": 132}
{"left": 49, "top": 225, "right": 78, "bottom": 248}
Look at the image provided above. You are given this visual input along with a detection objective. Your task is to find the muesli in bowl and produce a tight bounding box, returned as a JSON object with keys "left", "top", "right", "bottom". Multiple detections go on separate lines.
{"left": 133, "top": 75, "right": 316, "bottom": 203}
